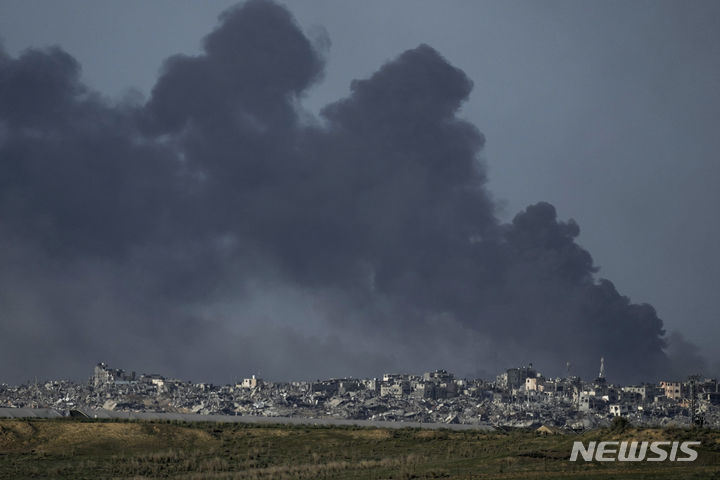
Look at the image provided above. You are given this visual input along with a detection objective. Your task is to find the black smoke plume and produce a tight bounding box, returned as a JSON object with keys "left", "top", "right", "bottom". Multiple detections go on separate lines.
{"left": 0, "top": 0, "right": 676, "bottom": 383}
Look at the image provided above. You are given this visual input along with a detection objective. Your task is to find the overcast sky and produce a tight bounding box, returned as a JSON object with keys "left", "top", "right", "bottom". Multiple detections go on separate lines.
{"left": 0, "top": 0, "right": 718, "bottom": 383}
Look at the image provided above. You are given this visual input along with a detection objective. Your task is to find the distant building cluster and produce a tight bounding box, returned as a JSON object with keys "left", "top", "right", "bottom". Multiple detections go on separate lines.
{"left": 1, "top": 361, "right": 718, "bottom": 429}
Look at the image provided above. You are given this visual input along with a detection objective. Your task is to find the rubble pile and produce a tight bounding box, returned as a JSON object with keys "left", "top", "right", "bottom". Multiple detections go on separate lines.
{"left": 1, "top": 363, "right": 718, "bottom": 429}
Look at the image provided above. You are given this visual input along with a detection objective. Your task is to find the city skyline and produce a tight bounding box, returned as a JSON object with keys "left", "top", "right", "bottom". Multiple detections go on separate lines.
{"left": 2, "top": 359, "right": 717, "bottom": 431}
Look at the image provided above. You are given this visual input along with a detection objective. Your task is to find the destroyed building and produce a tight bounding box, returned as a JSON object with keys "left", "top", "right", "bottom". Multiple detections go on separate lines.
{"left": 2, "top": 361, "right": 719, "bottom": 430}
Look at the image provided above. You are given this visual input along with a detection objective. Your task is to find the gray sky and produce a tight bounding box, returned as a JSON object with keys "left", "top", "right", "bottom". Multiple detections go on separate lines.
{"left": 0, "top": 0, "right": 718, "bottom": 382}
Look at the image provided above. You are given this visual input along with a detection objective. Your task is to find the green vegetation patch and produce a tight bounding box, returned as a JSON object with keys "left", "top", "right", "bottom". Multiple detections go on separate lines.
{"left": 0, "top": 419, "right": 719, "bottom": 479}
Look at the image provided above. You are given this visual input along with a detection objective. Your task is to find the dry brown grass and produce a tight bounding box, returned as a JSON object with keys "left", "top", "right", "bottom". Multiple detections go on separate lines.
{"left": 345, "top": 428, "right": 392, "bottom": 440}
{"left": 0, "top": 419, "right": 216, "bottom": 455}
{"left": 414, "top": 429, "right": 442, "bottom": 439}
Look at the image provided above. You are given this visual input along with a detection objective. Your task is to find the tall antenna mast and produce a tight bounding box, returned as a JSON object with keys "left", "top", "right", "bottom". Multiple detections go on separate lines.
{"left": 599, "top": 357, "right": 605, "bottom": 379}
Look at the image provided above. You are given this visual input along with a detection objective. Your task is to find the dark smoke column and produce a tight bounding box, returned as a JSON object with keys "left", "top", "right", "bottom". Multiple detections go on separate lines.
{"left": 0, "top": 0, "right": 671, "bottom": 383}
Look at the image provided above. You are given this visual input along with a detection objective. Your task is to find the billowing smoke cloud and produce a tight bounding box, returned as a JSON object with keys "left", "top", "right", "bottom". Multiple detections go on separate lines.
{"left": 665, "top": 331, "right": 708, "bottom": 379}
{"left": 0, "top": 0, "right": 679, "bottom": 384}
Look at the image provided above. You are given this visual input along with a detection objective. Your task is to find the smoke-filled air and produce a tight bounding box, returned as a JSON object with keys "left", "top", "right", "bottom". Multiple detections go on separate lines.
{"left": 1, "top": 0, "right": 698, "bottom": 384}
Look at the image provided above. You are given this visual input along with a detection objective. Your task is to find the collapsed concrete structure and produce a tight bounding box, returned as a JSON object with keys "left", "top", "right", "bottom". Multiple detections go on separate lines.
{"left": 2, "top": 363, "right": 718, "bottom": 429}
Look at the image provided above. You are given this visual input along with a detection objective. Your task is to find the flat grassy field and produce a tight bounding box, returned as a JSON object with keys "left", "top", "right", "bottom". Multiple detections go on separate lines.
{"left": 1, "top": 419, "right": 719, "bottom": 479}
